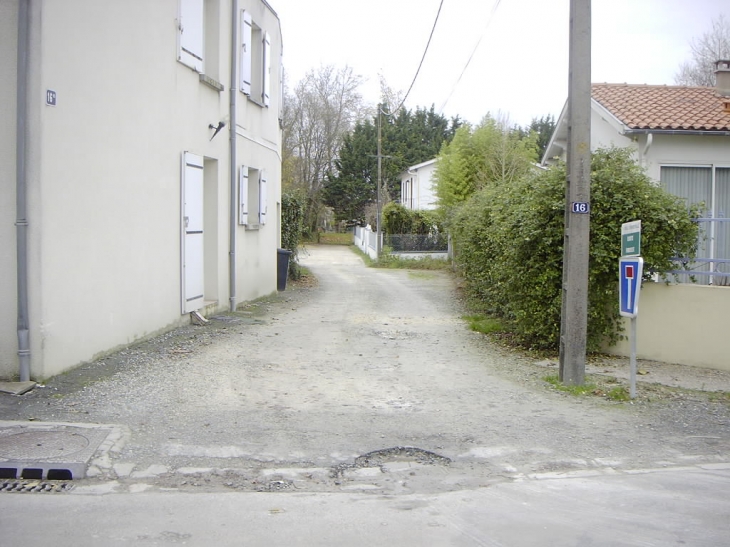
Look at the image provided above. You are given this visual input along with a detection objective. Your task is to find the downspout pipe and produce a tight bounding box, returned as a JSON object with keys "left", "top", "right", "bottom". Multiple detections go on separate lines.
{"left": 228, "top": 0, "right": 238, "bottom": 312}
{"left": 16, "top": 0, "right": 31, "bottom": 382}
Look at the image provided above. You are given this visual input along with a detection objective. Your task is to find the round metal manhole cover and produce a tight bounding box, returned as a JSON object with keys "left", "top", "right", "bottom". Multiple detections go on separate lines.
{"left": 0, "top": 431, "right": 90, "bottom": 459}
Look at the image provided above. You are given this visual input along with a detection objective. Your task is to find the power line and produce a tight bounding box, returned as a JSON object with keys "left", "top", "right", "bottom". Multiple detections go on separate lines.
{"left": 387, "top": 0, "right": 445, "bottom": 115}
{"left": 438, "top": 0, "right": 503, "bottom": 115}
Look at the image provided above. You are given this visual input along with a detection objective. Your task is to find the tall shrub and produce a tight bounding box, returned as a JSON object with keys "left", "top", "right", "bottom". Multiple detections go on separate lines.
{"left": 382, "top": 202, "right": 444, "bottom": 235}
{"left": 451, "top": 148, "right": 700, "bottom": 350}
{"left": 281, "top": 192, "right": 305, "bottom": 279}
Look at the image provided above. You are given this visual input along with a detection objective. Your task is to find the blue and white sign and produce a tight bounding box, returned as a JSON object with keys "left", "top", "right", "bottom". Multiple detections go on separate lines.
{"left": 619, "top": 257, "right": 644, "bottom": 318}
{"left": 571, "top": 201, "right": 590, "bottom": 214}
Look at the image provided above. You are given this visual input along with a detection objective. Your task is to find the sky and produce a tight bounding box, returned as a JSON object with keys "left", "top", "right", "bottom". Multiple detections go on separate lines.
{"left": 269, "top": 0, "right": 728, "bottom": 127}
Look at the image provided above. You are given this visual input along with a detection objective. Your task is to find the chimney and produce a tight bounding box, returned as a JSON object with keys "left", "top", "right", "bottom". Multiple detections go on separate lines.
{"left": 715, "top": 60, "right": 730, "bottom": 97}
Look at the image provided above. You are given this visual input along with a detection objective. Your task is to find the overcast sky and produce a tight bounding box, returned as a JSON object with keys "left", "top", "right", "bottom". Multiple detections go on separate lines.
{"left": 270, "top": 0, "right": 728, "bottom": 127}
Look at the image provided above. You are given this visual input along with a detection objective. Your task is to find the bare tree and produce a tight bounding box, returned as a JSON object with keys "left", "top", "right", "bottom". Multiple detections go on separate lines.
{"left": 283, "top": 65, "right": 366, "bottom": 233}
{"left": 378, "top": 73, "right": 405, "bottom": 115}
{"left": 675, "top": 14, "right": 730, "bottom": 86}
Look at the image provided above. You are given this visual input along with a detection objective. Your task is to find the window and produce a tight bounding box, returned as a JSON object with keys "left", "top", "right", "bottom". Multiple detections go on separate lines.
{"left": 239, "top": 166, "right": 268, "bottom": 227}
{"left": 240, "top": 11, "right": 271, "bottom": 106}
{"left": 178, "top": 0, "right": 204, "bottom": 72}
{"left": 661, "top": 165, "right": 730, "bottom": 282}
{"left": 402, "top": 178, "right": 413, "bottom": 209}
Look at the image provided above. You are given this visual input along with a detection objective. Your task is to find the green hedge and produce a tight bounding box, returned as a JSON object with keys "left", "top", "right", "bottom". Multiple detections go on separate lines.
{"left": 450, "top": 148, "right": 700, "bottom": 350}
{"left": 281, "top": 192, "right": 305, "bottom": 279}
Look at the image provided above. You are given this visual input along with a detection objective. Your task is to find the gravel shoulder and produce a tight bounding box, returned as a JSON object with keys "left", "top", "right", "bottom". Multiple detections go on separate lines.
{"left": 1, "top": 244, "right": 728, "bottom": 495}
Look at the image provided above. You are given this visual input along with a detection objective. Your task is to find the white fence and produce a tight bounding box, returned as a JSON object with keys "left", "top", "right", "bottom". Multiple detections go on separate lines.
{"left": 353, "top": 225, "right": 380, "bottom": 260}
{"left": 353, "top": 226, "right": 449, "bottom": 260}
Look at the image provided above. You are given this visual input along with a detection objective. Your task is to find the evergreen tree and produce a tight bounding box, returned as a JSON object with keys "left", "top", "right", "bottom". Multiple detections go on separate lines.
{"left": 323, "top": 105, "right": 460, "bottom": 222}
{"left": 528, "top": 114, "right": 556, "bottom": 160}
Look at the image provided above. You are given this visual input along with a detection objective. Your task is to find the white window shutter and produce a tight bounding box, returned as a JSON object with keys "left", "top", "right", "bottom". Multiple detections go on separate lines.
{"left": 179, "top": 0, "right": 204, "bottom": 72}
{"left": 262, "top": 31, "right": 271, "bottom": 106}
{"left": 259, "top": 170, "right": 268, "bottom": 225}
{"left": 240, "top": 11, "right": 252, "bottom": 95}
{"left": 239, "top": 167, "right": 249, "bottom": 225}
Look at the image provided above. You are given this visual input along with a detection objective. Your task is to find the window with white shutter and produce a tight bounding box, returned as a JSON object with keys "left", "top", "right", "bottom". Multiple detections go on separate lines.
{"left": 239, "top": 166, "right": 266, "bottom": 228}
{"left": 239, "top": 167, "right": 249, "bottom": 226}
{"left": 178, "top": 0, "right": 204, "bottom": 72}
{"left": 262, "top": 32, "right": 271, "bottom": 106}
{"left": 240, "top": 11, "right": 252, "bottom": 95}
{"left": 259, "top": 170, "right": 268, "bottom": 225}
{"left": 239, "top": 11, "right": 272, "bottom": 108}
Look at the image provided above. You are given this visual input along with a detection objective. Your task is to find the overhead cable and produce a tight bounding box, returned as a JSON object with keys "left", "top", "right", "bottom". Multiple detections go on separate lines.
{"left": 438, "top": 0, "right": 503, "bottom": 115}
{"left": 385, "top": 0, "right": 445, "bottom": 116}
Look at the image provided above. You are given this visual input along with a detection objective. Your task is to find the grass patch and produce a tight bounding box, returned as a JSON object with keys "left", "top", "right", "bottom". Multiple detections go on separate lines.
{"left": 606, "top": 386, "right": 631, "bottom": 401}
{"left": 708, "top": 391, "right": 730, "bottom": 404}
{"left": 463, "top": 314, "right": 504, "bottom": 335}
{"left": 349, "top": 245, "right": 451, "bottom": 270}
{"left": 408, "top": 271, "right": 436, "bottom": 280}
{"left": 544, "top": 374, "right": 598, "bottom": 396}
{"left": 373, "top": 249, "right": 451, "bottom": 270}
{"left": 312, "top": 232, "right": 353, "bottom": 245}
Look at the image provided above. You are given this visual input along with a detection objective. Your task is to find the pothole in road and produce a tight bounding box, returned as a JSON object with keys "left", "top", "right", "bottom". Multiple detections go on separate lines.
{"left": 331, "top": 447, "right": 451, "bottom": 478}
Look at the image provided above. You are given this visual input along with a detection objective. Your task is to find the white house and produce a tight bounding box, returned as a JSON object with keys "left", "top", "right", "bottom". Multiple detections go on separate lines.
{"left": 542, "top": 62, "right": 730, "bottom": 371}
{"left": 1, "top": 0, "right": 284, "bottom": 381}
{"left": 400, "top": 158, "right": 439, "bottom": 210}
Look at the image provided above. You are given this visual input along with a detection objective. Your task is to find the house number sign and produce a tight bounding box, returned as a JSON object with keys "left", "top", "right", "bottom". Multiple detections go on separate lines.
{"left": 571, "top": 201, "right": 590, "bottom": 214}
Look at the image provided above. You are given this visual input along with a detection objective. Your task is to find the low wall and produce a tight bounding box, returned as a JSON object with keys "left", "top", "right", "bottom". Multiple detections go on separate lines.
{"left": 393, "top": 252, "right": 448, "bottom": 260}
{"left": 353, "top": 226, "right": 379, "bottom": 260}
{"left": 605, "top": 282, "right": 730, "bottom": 372}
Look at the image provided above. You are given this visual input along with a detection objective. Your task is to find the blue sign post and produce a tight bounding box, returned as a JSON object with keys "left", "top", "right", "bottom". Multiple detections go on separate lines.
{"left": 619, "top": 256, "right": 643, "bottom": 399}
{"left": 619, "top": 257, "right": 643, "bottom": 318}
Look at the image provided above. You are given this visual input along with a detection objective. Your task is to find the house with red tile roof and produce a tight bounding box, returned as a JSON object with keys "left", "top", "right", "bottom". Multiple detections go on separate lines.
{"left": 544, "top": 61, "right": 730, "bottom": 282}
{"left": 542, "top": 61, "right": 730, "bottom": 372}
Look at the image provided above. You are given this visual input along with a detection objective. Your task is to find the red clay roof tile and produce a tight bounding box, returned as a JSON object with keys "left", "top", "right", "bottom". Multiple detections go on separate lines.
{"left": 591, "top": 83, "right": 730, "bottom": 131}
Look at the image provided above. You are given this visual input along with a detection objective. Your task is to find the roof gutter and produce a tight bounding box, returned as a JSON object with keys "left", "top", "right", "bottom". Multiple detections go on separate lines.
{"left": 623, "top": 128, "right": 730, "bottom": 137}
{"left": 16, "top": 0, "right": 31, "bottom": 382}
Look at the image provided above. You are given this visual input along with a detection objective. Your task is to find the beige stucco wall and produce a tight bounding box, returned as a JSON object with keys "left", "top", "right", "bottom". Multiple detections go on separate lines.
{"left": 0, "top": 1, "right": 19, "bottom": 379}
{"left": 0, "top": 0, "right": 282, "bottom": 380}
{"left": 606, "top": 283, "right": 730, "bottom": 372}
{"left": 641, "top": 133, "right": 730, "bottom": 182}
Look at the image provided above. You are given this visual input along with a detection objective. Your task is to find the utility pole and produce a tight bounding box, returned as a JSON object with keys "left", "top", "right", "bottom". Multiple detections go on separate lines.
{"left": 559, "top": 0, "right": 591, "bottom": 385}
{"left": 376, "top": 108, "right": 382, "bottom": 258}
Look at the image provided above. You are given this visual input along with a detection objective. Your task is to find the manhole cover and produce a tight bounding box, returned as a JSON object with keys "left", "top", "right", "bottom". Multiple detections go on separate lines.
{"left": 0, "top": 431, "right": 90, "bottom": 460}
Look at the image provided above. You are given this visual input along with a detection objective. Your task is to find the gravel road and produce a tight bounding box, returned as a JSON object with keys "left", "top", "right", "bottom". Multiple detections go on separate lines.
{"left": 2, "top": 244, "right": 728, "bottom": 494}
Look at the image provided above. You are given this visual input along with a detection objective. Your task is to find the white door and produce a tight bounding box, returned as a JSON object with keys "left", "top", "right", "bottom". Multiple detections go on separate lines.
{"left": 182, "top": 152, "right": 204, "bottom": 313}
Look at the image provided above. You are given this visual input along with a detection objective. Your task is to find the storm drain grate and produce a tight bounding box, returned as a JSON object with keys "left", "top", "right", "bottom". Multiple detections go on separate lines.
{"left": 0, "top": 480, "right": 74, "bottom": 493}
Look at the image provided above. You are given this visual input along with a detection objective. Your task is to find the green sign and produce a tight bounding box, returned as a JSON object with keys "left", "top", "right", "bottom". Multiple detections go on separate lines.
{"left": 621, "top": 220, "right": 641, "bottom": 257}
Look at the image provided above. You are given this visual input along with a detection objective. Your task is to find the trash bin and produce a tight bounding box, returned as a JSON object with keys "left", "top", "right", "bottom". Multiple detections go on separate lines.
{"left": 277, "top": 248, "right": 293, "bottom": 291}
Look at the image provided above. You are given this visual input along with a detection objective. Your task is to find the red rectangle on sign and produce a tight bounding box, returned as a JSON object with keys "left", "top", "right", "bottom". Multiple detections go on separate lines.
{"left": 625, "top": 265, "right": 634, "bottom": 279}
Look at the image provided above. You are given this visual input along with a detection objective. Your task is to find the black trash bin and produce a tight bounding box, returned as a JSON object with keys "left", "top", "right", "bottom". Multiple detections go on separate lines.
{"left": 277, "top": 248, "right": 293, "bottom": 291}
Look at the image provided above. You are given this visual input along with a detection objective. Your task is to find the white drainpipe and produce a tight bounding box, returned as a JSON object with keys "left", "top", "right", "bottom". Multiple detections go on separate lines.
{"left": 228, "top": 0, "right": 239, "bottom": 312}
{"left": 16, "top": 0, "right": 31, "bottom": 382}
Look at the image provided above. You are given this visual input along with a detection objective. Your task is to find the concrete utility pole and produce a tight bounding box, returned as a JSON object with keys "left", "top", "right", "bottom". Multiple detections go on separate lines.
{"left": 559, "top": 0, "right": 591, "bottom": 385}
{"left": 376, "top": 109, "right": 382, "bottom": 258}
